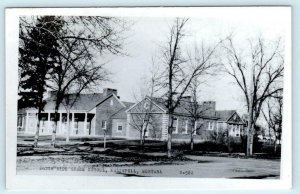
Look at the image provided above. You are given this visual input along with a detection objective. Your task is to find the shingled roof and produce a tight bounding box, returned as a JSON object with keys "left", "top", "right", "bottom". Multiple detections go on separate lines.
{"left": 111, "top": 101, "right": 135, "bottom": 119}
{"left": 148, "top": 97, "right": 218, "bottom": 118}
{"left": 215, "top": 110, "right": 236, "bottom": 122}
{"left": 43, "top": 93, "right": 105, "bottom": 111}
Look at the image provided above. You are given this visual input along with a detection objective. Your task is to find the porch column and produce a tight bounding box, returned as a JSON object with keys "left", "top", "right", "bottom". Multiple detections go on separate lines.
{"left": 93, "top": 115, "right": 96, "bottom": 135}
{"left": 59, "top": 112, "right": 62, "bottom": 135}
{"left": 216, "top": 122, "right": 219, "bottom": 134}
{"left": 71, "top": 112, "right": 75, "bottom": 135}
{"left": 47, "top": 112, "right": 51, "bottom": 133}
{"left": 84, "top": 113, "right": 87, "bottom": 135}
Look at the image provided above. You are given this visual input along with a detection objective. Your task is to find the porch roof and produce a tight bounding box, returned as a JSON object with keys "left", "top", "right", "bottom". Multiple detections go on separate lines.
{"left": 43, "top": 93, "right": 105, "bottom": 112}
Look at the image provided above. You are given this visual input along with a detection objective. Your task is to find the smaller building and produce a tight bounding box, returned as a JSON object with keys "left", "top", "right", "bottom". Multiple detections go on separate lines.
{"left": 126, "top": 96, "right": 245, "bottom": 141}
{"left": 215, "top": 110, "right": 245, "bottom": 137}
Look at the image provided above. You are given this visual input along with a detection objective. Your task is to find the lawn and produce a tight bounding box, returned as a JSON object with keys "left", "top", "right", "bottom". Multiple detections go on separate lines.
{"left": 16, "top": 137, "right": 281, "bottom": 178}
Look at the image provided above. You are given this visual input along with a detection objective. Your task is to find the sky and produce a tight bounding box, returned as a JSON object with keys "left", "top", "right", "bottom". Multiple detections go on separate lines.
{"left": 95, "top": 7, "right": 289, "bottom": 115}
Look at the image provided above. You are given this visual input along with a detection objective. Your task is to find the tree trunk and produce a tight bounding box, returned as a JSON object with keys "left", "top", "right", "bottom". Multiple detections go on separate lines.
{"left": 274, "top": 140, "right": 277, "bottom": 153}
{"left": 66, "top": 112, "right": 70, "bottom": 142}
{"left": 227, "top": 137, "right": 231, "bottom": 153}
{"left": 167, "top": 114, "right": 174, "bottom": 158}
{"left": 51, "top": 110, "right": 59, "bottom": 147}
{"left": 143, "top": 120, "right": 149, "bottom": 147}
{"left": 33, "top": 110, "right": 42, "bottom": 148}
{"left": 246, "top": 64, "right": 255, "bottom": 157}
{"left": 167, "top": 133, "right": 172, "bottom": 158}
{"left": 140, "top": 130, "right": 143, "bottom": 145}
{"left": 190, "top": 133, "right": 194, "bottom": 151}
{"left": 142, "top": 127, "right": 146, "bottom": 146}
{"left": 104, "top": 130, "right": 107, "bottom": 150}
{"left": 246, "top": 114, "right": 254, "bottom": 156}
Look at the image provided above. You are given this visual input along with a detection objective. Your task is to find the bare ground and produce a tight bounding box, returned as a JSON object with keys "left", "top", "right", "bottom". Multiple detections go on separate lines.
{"left": 16, "top": 147, "right": 280, "bottom": 178}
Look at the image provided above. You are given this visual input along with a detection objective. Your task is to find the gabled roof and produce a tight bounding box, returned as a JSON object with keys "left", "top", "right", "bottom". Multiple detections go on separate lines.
{"left": 111, "top": 101, "right": 135, "bottom": 119}
{"left": 44, "top": 93, "right": 105, "bottom": 111}
{"left": 125, "top": 96, "right": 244, "bottom": 123}
{"left": 122, "top": 101, "right": 135, "bottom": 109}
{"left": 93, "top": 93, "right": 127, "bottom": 109}
{"left": 216, "top": 110, "right": 237, "bottom": 122}
{"left": 149, "top": 97, "right": 218, "bottom": 118}
{"left": 125, "top": 97, "right": 167, "bottom": 113}
{"left": 127, "top": 96, "right": 218, "bottom": 119}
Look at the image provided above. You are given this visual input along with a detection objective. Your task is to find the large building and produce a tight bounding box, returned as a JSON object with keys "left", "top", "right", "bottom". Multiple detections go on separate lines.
{"left": 17, "top": 88, "right": 245, "bottom": 141}
{"left": 17, "top": 88, "right": 134, "bottom": 138}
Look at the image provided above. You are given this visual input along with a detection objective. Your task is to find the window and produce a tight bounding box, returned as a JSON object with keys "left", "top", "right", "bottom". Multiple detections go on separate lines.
{"left": 208, "top": 122, "right": 214, "bottom": 130}
{"left": 117, "top": 123, "right": 123, "bottom": 131}
{"left": 110, "top": 99, "right": 114, "bottom": 106}
{"left": 142, "top": 123, "right": 150, "bottom": 137}
{"left": 144, "top": 101, "right": 150, "bottom": 109}
{"left": 17, "top": 115, "right": 23, "bottom": 128}
{"left": 236, "top": 125, "right": 240, "bottom": 136}
{"left": 193, "top": 121, "right": 197, "bottom": 135}
{"left": 185, "top": 120, "right": 188, "bottom": 134}
{"left": 233, "top": 114, "right": 237, "bottom": 120}
{"left": 172, "top": 118, "right": 178, "bottom": 134}
{"left": 142, "top": 122, "right": 149, "bottom": 137}
{"left": 102, "top": 120, "right": 107, "bottom": 129}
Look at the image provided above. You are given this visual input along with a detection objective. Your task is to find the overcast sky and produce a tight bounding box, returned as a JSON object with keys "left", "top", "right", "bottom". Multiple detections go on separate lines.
{"left": 97, "top": 7, "right": 289, "bottom": 114}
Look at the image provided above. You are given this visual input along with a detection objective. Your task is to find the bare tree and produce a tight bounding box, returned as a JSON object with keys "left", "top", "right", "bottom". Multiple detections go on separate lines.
{"left": 46, "top": 16, "right": 129, "bottom": 147}
{"left": 61, "top": 78, "right": 95, "bottom": 143}
{"left": 49, "top": 44, "right": 110, "bottom": 147}
{"left": 262, "top": 92, "right": 283, "bottom": 153}
{"left": 184, "top": 42, "right": 221, "bottom": 151}
{"left": 129, "top": 64, "right": 159, "bottom": 147}
{"left": 222, "top": 36, "right": 284, "bottom": 156}
{"left": 184, "top": 80, "right": 208, "bottom": 151}
{"left": 19, "top": 16, "right": 130, "bottom": 147}
{"left": 155, "top": 18, "right": 222, "bottom": 157}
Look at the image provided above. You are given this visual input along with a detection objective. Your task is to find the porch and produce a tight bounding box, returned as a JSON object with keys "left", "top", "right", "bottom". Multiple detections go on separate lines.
{"left": 18, "top": 111, "right": 96, "bottom": 136}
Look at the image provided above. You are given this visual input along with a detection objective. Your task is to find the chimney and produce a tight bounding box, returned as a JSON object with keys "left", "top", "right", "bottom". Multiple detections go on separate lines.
{"left": 103, "top": 88, "right": 117, "bottom": 97}
{"left": 202, "top": 101, "right": 216, "bottom": 111}
{"left": 202, "top": 101, "right": 216, "bottom": 117}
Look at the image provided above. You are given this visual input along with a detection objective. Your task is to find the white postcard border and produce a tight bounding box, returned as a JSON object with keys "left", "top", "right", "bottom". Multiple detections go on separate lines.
{"left": 5, "top": 7, "right": 292, "bottom": 191}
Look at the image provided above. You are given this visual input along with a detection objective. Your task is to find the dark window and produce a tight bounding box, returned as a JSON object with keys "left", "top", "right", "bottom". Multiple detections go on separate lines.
{"left": 117, "top": 124, "right": 123, "bottom": 131}
{"left": 102, "top": 120, "right": 107, "bottom": 129}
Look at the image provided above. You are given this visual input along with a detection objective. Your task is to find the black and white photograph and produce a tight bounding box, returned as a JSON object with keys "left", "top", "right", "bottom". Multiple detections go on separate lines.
{"left": 6, "top": 7, "right": 292, "bottom": 190}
